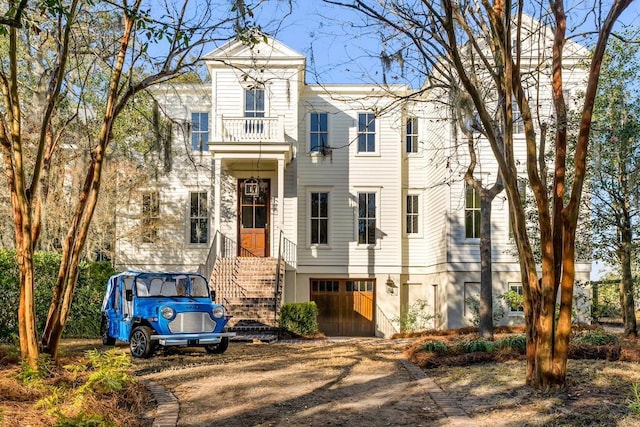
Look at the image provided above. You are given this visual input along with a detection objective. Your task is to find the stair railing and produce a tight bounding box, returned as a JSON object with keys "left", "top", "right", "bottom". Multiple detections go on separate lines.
{"left": 274, "top": 231, "right": 285, "bottom": 325}
{"left": 280, "top": 233, "right": 297, "bottom": 269}
{"left": 198, "top": 231, "right": 220, "bottom": 282}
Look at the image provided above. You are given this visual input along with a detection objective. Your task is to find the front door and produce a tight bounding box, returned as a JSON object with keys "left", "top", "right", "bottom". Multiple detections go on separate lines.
{"left": 238, "top": 179, "right": 270, "bottom": 257}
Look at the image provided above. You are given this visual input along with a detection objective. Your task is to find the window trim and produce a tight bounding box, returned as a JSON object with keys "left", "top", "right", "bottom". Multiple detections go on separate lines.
{"left": 507, "top": 282, "right": 524, "bottom": 314}
{"left": 464, "top": 183, "right": 481, "bottom": 240}
{"left": 404, "top": 192, "right": 422, "bottom": 237}
{"left": 355, "top": 188, "right": 381, "bottom": 248}
{"left": 191, "top": 112, "right": 209, "bottom": 152}
{"left": 142, "top": 191, "right": 160, "bottom": 244}
{"left": 189, "top": 191, "right": 209, "bottom": 245}
{"left": 307, "top": 188, "right": 331, "bottom": 248}
{"left": 244, "top": 87, "right": 266, "bottom": 118}
{"left": 308, "top": 112, "right": 329, "bottom": 155}
{"left": 356, "top": 112, "right": 378, "bottom": 156}
{"left": 405, "top": 116, "right": 419, "bottom": 154}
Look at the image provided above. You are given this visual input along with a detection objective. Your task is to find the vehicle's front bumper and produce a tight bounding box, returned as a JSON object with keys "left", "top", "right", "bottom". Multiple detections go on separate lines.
{"left": 151, "top": 332, "right": 236, "bottom": 346}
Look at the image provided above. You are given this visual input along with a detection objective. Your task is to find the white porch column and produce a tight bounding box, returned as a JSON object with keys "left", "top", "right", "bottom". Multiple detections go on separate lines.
{"left": 277, "top": 157, "right": 285, "bottom": 237}
{"left": 214, "top": 157, "right": 222, "bottom": 246}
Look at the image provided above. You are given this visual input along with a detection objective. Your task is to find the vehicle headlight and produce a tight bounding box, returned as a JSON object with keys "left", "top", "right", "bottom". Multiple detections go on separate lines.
{"left": 161, "top": 306, "right": 175, "bottom": 320}
{"left": 212, "top": 306, "right": 225, "bottom": 319}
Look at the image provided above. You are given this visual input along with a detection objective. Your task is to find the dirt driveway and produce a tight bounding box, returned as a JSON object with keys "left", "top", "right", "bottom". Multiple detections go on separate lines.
{"left": 134, "top": 338, "right": 453, "bottom": 426}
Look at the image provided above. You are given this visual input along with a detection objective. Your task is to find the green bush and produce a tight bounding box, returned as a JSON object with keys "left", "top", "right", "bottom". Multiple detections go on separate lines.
{"left": 458, "top": 338, "right": 496, "bottom": 353}
{"left": 393, "top": 298, "right": 440, "bottom": 332}
{"left": 573, "top": 329, "right": 620, "bottom": 346}
{"left": 0, "top": 249, "right": 114, "bottom": 342}
{"left": 495, "top": 334, "right": 527, "bottom": 352}
{"left": 419, "top": 340, "right": 448, "bottom": 354}
{"left": 279, "top": 302, "right": 319, "bottom": 336}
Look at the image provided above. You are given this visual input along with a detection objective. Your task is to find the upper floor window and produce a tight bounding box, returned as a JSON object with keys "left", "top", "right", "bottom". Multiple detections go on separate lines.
{"left": 310, "top": 192, "right": 329, "bottom": 245}
{"left": 191, "top": 112, "right": 209, "bottom": 151}
{"left": 406, "top": 117, "right": 418, "bottom": 153}
{"left": 465, "top": 183, "right": 480, "bottom": 239}
{"left": 142, "top": 191, "right": 160, "bottom": 243}
{"left": 244, "top": 88, "right": 265, "bottom": 134}
{"left": 406, "top": 194, "right": 419, "bottom": 234}
{"left": 513, "top": 107, "right": 525, "bottom": 134}
{"left": 310, "top": 112, "right": 328, "bottom": 153}
{"left": 190, "top": 192, "right": 208, "bottom": 244}
{"left": 358, "top": 192, "right": 376, "bottom": 245}
{"left": 244, "top": 88, "right": 265, "bottom": 118}
{"left": 357, "top": 113, "right": 376, "bottom": 153}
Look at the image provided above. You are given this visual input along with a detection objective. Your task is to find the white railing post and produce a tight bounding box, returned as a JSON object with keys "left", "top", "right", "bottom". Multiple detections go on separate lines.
{"left": 217, "top": 114, "right": 224, "bottom": 141}
{"left": 278, "top": 115, "right": 285, "bottom": 141}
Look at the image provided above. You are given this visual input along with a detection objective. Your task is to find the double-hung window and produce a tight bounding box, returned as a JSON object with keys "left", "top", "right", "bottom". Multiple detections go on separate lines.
{"left": 465, "top": 183, "right": 480, "bottom": 239}
{"left": 310, "top": 112, "right": 328, "bottom": 153}
{"left": 189, "top": 192, "right": 208, "bottom": 244}
{"left": 508, "top": 283, "right": 524, "bottom": 313}
{"left": 244, "top": 88, "right": 265, "bottom": 134}
{"left": 406, "top": 117, "right": 418, "bottom": 153}
{"left": 191, "top": 112, "right": 209, "bottom": 151}
{"left": 310, "top": 192, "right": 329, "bottom": 245}
{"left": 357, "top": 113, "right": 376, "bottom": 153}
{"left": 406, "top": 194, "right": 419, "bottom": 235}
{"left": 142, "top": 191, "right": 160, "bottom": 243}
{"left": 358, "top": 192, "right": 376, "bottom": 245}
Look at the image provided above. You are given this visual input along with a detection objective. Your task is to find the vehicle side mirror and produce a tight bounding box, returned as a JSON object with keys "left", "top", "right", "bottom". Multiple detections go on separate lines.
{"left": 211, "top": 290, "right": 216, "bottom": 302}
{"left": 125, "top": 289, "right": 133, "bottom": 301}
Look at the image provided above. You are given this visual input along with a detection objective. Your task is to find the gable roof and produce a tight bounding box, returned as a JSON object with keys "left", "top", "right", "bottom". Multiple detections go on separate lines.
{"left": 204, "top": 34, "right": 306, "bottom": 68}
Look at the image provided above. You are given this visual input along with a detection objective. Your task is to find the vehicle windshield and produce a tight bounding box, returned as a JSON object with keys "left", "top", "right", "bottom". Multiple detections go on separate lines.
{"left": 135, "top": 274, "right": 210, "bottom": 298}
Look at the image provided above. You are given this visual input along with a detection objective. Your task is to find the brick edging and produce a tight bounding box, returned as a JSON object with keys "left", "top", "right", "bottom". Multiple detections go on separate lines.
{"left": 399, "top": 359, "right": 472, "bottom": 426}
{"left": 139, "top": 379, "right": 179, "bottom": 427}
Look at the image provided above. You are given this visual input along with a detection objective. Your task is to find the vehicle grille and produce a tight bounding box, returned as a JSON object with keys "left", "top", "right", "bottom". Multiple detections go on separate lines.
{"left": 168, "top": 312, "right": 216, "bottom": 333}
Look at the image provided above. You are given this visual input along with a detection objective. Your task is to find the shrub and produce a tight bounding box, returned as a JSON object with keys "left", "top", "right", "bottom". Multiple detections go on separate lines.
{"left": 572, "top": 328, "right": 620, "bottom": 346}
{"left": 393, "top": 298, "right": 440, "bottom": 332}
{"left": 495, "top": 334, "right": 527, "bottom": 352}
{"left": 77, "top": 349, "right": 134, "bottom": 395}
{"left": 279, "top": 302, "right": 319, "bottom": 336}
{"left": 0, "top": 249, "right": 114, "bottom": 342}
{"left": 418, "top": 340, "right": 448, "bottom": 355}
{"left": 629, "top": 383, "right": 640, "bottom": 415}
{"left": 458, "top": 338, "right": 495, "bottom": 353}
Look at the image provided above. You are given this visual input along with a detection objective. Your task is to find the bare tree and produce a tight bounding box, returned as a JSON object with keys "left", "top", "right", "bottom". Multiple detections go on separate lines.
{"left": 325, "top": 0, "right": 633, "bottom": 389}
{"left": 0, "top": 0, "right": 267, "bottom": 365}
{"left": 590, "top": 33, "right": 640, "bottom": 337}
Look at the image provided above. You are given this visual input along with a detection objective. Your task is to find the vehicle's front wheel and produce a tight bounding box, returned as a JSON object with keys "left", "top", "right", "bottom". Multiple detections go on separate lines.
{"left": 129, "top": 326, "right": 156, "bottom": 358}
{"left": 205, "top": 336, "right": 229, "bottom": 354}
{"left": 101, "top": 315, "right": 116, "bottom": 346}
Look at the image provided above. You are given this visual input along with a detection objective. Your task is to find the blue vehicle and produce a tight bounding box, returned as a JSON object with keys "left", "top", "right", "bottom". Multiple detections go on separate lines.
{"left": 100, "top": 271, "right": 235, "bottom": 358}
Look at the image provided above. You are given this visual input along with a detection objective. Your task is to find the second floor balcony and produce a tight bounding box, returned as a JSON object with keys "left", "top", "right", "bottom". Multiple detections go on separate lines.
{"left": 216, "top": 115, "right": 285, "bottom": 143}
{"left": 210, "top": 114, "right": 292, "bottom": 165}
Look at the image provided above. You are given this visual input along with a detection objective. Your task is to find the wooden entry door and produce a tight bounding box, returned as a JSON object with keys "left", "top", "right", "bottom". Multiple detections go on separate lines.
{"left": 310, "top": 279, "right": 375, "bottom": 336}
{"left": 238, "top": 179, "right": 270, "bottom": 257}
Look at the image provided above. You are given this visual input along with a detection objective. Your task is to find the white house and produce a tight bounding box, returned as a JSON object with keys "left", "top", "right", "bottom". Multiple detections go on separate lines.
{"left": 113, "top": 31, "right": 591, "bottom": 336}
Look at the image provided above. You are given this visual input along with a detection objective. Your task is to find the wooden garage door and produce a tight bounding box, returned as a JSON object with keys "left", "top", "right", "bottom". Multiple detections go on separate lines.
{"left": 310, "top": 279, "right": 375, "bottom": 336}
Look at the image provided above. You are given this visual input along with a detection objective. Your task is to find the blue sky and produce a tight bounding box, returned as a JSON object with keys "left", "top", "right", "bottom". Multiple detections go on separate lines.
{"left": 241, "top": 0, "right": 640, "bottom": 86}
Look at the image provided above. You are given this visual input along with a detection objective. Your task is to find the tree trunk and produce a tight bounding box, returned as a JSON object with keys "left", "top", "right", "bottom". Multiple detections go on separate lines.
{"left": 17, "top": 237, "right": 39, "bottom": 367}
{"left": 619, "top": 224, "right": 637, "bottom": 337}
{"left": 41, "top": 1, "right": 141, "bottom": 358}
{"left": 478, "top": 195, "right": 494, "bottom": 339}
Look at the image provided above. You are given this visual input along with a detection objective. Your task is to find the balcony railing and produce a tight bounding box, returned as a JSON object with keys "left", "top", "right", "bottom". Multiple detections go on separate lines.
{"left": 217, "top": 115, "right": 285, "bottom": 143}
